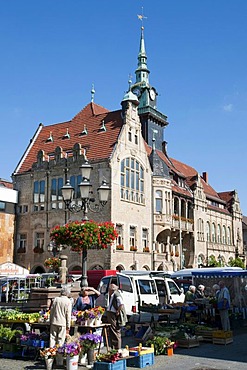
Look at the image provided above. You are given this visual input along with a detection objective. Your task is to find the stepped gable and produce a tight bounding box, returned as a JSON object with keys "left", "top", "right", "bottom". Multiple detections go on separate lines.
{"left": 16, "top": 102, "right": 123, "bottom": 174}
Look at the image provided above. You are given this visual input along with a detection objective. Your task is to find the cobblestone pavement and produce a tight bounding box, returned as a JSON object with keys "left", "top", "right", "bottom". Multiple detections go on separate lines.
{"left": 0, "top": 328, "right": 246, "bottom": 370}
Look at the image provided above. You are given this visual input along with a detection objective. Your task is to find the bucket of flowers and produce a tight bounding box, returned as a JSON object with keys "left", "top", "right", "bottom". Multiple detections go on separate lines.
{"left": 79, "top": 333, "right": 102, "bottom": 366}
{"left": 92, "top": 306, "right": 105, "bottom": 325}
{"left": 57, "top": 337, "right": 81, "bottom": 370}
{"left": 83, "top": 309, "right": 97, "bottom": 326}
{"left": 40, "top": 347, "right": 57, "bottom": 370}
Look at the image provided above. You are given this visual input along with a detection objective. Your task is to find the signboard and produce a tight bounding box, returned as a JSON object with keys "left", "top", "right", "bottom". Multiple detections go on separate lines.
{"left": 0, "top": 262, "right": 29, "bottom": 276}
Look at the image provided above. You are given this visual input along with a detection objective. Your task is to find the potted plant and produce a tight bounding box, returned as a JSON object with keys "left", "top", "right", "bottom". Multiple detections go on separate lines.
{"left": 79, "top": 333, "right": 102, "bottom": 366}
{"left": 130, "top": 246, "right": 137, "bottom": 251}
{"left": 57, "top": 338, "right": 81, "bottom": 370}
{"left": 146, "top": 336, "right": 174, "bottom": 356}
{"left": 175, "top": 251, "right": 179, "bottom": 257}
{"left": 40, "top": 346, "right": 57, "bottom": 370}
{"left": 116, "top": 244, "right": 124, "bottom": 250}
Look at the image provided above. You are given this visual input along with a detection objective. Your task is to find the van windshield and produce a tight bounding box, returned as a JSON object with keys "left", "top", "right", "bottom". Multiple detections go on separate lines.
{"left": 137, "top": 279, "right": 156, "bottom": 294}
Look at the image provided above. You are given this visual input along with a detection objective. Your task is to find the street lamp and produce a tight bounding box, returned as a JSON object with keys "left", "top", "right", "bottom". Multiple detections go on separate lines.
{"left": 47, "top": 241, "right": 63, "bottom": 256}
{"left": 61, "top": 160, "right": 110, "bottom": 287}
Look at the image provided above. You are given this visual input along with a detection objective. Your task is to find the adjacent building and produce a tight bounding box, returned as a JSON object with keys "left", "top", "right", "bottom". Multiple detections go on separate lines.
{"left": 12, "top": 26, "right": 244, "bottom": 274}
{"left": 0, "top": 179, "right": 18, "bottom": 264}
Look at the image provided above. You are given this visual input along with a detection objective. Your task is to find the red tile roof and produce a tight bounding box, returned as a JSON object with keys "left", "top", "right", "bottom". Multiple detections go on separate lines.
{"left": 15, "top": 103, "right": 123, "bottom": 174}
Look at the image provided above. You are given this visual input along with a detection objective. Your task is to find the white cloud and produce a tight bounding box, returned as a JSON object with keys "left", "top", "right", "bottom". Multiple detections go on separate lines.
{"left": 223, "top": 104, "right": 233, "bottom": 112}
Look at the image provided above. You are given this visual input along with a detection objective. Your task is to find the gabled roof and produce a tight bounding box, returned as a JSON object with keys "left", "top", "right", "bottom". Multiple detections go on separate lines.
{"left": 15, "top": 102, "right": 123, "bottom": 174}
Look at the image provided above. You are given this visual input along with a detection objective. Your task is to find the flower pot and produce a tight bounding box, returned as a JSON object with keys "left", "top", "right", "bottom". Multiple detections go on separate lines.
{"left": 87, "top": 348, "right": 95, "bottom": 365}
{"left": 94, "top": 318, "right": 102, "bottom": 326}
{"left": 45, "top": 357, "right": 54, "bottom": 370}
{"left": 66, "top": 355, "right": 79, "bottom": 370}
{"left": 86, "top": 318, "right": 95, "bottom": 326}
{"left": 79, "top": 352, "right": 87, "bottom": 365}
{"left": 166, "top": 347, "right": 173, "bottom": 356}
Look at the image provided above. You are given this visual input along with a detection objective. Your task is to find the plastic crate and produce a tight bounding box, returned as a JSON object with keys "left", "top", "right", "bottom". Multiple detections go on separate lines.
{"left": 93, "top": 359, "right": 126, "bottom": 370}
{"left": 129, "top": 347, "right": 154, "bottom": 355}
{"left": 2, "top": 344, "right": 22, "bottom": 359}
{"left": 213, "top": 330, "right": 233, "bottom": 339}
{"left": 127, "top": 353, "right": 154, "bottom": 368}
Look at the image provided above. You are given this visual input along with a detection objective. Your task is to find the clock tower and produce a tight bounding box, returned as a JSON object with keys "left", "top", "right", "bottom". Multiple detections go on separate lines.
{"left": 131, "top": 26, "right": 168, "bottom": 151}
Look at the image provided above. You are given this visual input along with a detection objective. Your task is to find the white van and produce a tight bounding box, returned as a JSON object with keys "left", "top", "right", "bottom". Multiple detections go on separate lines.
{"left": 95, "top": 271, "right": 184, "bottom": 316}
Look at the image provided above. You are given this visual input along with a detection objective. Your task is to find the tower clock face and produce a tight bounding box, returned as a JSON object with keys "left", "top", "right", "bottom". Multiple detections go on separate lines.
{"left": 149, "top": 88, "right": 156, "bottom": 101}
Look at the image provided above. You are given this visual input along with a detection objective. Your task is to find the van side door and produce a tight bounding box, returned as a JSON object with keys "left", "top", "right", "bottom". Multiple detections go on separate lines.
{"left": 136, "top": 278, "right": 158, "bottom": 307}
{"left": 166, "top": 279, "right": 185, "bottom": 303}
{"left": 117, "top": 274, "right": 135, "bottom": 316}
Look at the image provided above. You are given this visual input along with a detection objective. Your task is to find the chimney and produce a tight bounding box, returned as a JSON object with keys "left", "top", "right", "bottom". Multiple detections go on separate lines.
{"left": 202, "top": 172, "right": 208, "bottom": 183}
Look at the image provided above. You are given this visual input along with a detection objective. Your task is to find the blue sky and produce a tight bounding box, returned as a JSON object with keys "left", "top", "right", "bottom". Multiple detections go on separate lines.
{"left": 1, "top": 0, "right": 247, "bottom": 214}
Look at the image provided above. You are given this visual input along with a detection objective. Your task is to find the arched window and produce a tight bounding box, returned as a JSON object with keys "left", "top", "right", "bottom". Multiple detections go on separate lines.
{"left": 212, "top": 223, "right": 216, "bottom": 243}
{"left": 206, "top": 222, "right": 210, "bottom": 242}
{"left": 197, "top": 218, "right": 204, "bottom": 241}
{"left": 120, "top": 158, "right": 145, "bottom": 204}
{"left": 217, "top": 224, "right": 221, "bottom": 243}
{"left": 155, "top": 190, "right": 162, "bottom": 213}
{"left": 222, "top": 226, "right": 226, "bottom": 244}
{"left": 227, "top": 226, "right": 231, "bottom": 245}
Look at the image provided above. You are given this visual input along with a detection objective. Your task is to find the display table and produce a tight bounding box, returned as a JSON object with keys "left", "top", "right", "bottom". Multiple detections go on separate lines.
{"left": 31, "top": 322, "right": 111, "bottom": 354}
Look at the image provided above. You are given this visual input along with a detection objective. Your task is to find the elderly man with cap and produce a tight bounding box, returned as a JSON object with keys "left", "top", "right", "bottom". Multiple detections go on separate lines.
{"left": 106, "top": 283, "right": 127, "bottom": 349}
{"left": 49, "top": 286, "right": 72, "bottom": 347}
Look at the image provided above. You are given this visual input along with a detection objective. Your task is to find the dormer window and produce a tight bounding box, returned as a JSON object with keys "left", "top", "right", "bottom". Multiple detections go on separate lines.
{"left": 80, "top": 124, "right": 88, "bottom": 136}
{"left": 99, "top": 120, "right": 106, "bottom": 132}
{"left": 63, "top": 128, "right": 70, "bottom": 139}
{"left": 46, "top": 131, "right": 53, "bottom": 143}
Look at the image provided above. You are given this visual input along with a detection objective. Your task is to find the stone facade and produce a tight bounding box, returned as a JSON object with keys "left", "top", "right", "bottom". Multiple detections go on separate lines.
{"left": 11, "top": 27, "right": 245, "bottom": 275}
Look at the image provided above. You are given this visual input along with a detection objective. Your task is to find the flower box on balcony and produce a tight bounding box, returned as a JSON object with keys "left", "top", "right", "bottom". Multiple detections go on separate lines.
{"left": 175, "top": 252, "right": 179, "bottom": 257}
{"left": 130, "top": 246, "right": 138, "bottom": 252}
{"left": 143, "top": 247, "right": 150, "bottom": 253}
{"left": 116, "top": 245, "right": 124, "bottom": 251}
{"left": 33, "top": 247, "right": 44, "bottom": 254}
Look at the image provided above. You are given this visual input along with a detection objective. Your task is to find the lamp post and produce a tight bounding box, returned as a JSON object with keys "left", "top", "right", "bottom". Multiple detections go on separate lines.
{"left": 61, "top": 160, "right": 110, "bottom": 287}
{"left": 47, "top": 241, "right": 63, "bottom": 257}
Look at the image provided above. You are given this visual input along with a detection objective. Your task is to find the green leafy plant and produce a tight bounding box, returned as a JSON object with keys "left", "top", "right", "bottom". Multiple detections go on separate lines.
{"left": 146, "top": 336, "right": 173, "bottom": 355}
{"left": 0, "top": 325, "right": 22, "bottom": 343}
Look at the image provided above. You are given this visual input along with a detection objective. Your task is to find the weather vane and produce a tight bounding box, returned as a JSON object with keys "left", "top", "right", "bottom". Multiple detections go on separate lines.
{"left": 137, "top": 6, "right": 147, "bottom": 29}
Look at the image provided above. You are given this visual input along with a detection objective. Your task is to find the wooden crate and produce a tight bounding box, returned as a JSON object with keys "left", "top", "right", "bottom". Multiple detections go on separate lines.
{"left": 195, "top": 330, "right": 213, "bottom": 342}
{"left": 177, "top": 339, "right": 200, "bottom": 348}
{"left": 213, "top": 337, "right": 233, "bottom": 345}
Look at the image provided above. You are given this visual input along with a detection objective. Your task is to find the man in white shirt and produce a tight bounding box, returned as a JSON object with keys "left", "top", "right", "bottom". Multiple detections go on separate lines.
{"left": 106, "top": 284, "right": 125, "bottom": 349}
{"left": 50, "top": 286, "right": 72, "bottom": 347}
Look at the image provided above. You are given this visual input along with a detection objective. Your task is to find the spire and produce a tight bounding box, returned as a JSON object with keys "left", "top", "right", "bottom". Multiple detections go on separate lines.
{"left": 91, "top": 84, "right": 95, "bottom": 102}
{"left": 135, "top": 10, "right": 149, "bottom": 88}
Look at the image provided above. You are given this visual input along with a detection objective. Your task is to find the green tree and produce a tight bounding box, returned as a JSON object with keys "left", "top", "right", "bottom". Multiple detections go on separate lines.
{"left": 228, "top": 257, "right": 245, "bottom": 269}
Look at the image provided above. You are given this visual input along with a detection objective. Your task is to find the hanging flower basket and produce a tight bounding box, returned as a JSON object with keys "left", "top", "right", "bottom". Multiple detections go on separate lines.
{"left": 44, "top": 257, "right": 61, "bottom": 271}
{"left": 50, "top": 221, "right": 118, "bottom": 252}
